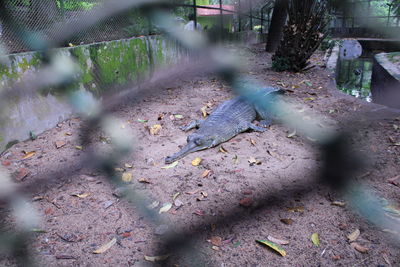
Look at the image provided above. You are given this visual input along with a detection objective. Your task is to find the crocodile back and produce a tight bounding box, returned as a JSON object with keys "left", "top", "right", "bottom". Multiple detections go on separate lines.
{"left": 196, "top": 96, "right": 256, "bottom": 143}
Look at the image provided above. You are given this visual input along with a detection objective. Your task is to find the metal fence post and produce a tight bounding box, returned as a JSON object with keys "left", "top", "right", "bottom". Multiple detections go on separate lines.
{"left": 249, "top": 0, "right": 253, "bottom": 31}
{"left": 387, "top": 4, "right": 392, "bottom": 27}
{"left": 219, "top": 0, "right": 223, "bottom": 36}
{"left": 193, "top": 0, "right": 197, "bottom": 30}
{"left": 238, "top": 0, "right": 241, "bottom": 32}
{"left": 60, "top": 0, "right": 65, "bottom": 20}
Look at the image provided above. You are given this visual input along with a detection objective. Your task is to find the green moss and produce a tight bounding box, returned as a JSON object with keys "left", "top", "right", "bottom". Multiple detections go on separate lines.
{"left": 71, "top": 46, "right": 94, "bottom": 87}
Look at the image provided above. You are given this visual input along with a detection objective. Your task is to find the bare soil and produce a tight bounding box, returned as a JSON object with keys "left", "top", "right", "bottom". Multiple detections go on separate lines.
{"left": 1, "top": 44, "right": 400, "bottom": 266}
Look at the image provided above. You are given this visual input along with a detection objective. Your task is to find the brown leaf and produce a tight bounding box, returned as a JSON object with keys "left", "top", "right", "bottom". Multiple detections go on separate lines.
{"left": 287, "top": 206, "right": 304, "bottom": 212}
{"left": 44, "top": 207, "right": 53, "bottom": 215}
{"left": 280, "top": 218, "right": 294, "bottom": 225}
{"left": 347, "top": 229, "right": 360, "bottom": 242}
{"left": 191, "top": 157, "right": 202, "bottom": 166}
{"left": 71, "top": 192, "right": 91, "bottom": 199}
{"left": 200, "top": 106, "right": 208, "bottom": 117}
{"left": 350, "top": 242, "right": 368, "bottom": 253}
{"left": 210, "top": 236, "right": 222, "bottom": 247}
{"left": 22, "top": 151, "right": 36, "bottom": 159}
{"left": 144, "top": 254, "right": 169, "bottom": 262}
{"left": 248, "top": 157, "right": 261, "bottom": 166}
{"left": 249, "top": 139, "right": 256, "bottom": 146}
{"left": 242, "top": 189, "right": 253, "bottom": 195}
{"left": 331, "top": 201, "right": 346, "bottom": 207}
{"left": 267, "top": 235, "right": 290, "bottom": 245}
{"left": 201, "top": 169, "right": 212, "bottom": 178}
{"left": 55, "top": 255, "right": 77, "bottom": 260}
{"left": 239, "top": 197, "right": 253, "bottom": 207}
{"left": 93, "top": 238, "right": 117, "bottom": 254}
{"left": 138, "top": 178, "right": 151, "bottom": 184}
{"left": 332, "top": 255, "right": 341, "bottom": 260}
{"left": 121, "top": 232, "right": 132, "bottom": 238}
{"left": 55, "top": 140, "right": 66, "bottom": 149}
{"left": 1, "top": 160, "right": 11, "bottom": 166}
{"left": 387, "top": 175, "right": 400, "bottom": 187}
{"left": 193, "top": 209, "right": 205, "bottom": 216}
{"left": 149, "top": 124, "right": 162, "bottom": 135}
{"left": 219, "top": 146, "right": 228, "bottom": 153}
{"left": 14, "top": 168, "right": 30, "bottom": 181}
{"left": 121, "top": 172, "right": 133, "bottom": 183}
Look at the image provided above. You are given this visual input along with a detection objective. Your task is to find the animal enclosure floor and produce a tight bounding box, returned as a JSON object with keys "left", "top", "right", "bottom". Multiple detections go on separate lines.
{"left": 1, "top": 44, "right": 400, "bottom": 266}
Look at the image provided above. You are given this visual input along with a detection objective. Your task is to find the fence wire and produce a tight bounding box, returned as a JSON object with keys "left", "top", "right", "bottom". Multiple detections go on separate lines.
{"left": 0, "top": 0, "right": 399, "bottom": 266}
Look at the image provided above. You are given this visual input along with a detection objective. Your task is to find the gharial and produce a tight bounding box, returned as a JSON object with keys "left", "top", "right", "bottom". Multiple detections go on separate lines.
{"left": 165, "top": 87, "right": 283, "bottom": 164}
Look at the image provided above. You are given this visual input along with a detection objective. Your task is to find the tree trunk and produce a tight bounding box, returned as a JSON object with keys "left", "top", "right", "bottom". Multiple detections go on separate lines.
{"left": 265, "top": 0, "right": 289, "bottom": 52}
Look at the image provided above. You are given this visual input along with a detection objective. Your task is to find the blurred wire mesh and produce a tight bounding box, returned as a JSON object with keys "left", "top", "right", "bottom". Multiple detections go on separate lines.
{"left": 0, "top": 0, "right": 399, "bottom": 265}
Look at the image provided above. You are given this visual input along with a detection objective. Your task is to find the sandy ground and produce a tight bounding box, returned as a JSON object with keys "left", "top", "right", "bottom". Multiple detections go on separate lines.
{"left": 1, "top": 44, "right": 400, "bottom": 266}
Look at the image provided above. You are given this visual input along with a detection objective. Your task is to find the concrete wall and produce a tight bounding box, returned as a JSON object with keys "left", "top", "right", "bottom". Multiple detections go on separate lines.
{"left": 0, "top": 32, "right": 267, "bottom": 152}
{"left": 0, "top": 35, "right": 186, "bottom": 152}
{"left": 371, "top": 52, "right": 400, "bottom": 109}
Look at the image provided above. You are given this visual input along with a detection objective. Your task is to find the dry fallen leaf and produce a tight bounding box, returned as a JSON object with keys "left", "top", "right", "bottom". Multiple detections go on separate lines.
{"left": 256, "top": 240, "right": 286, "bottom": 257}
{"left": 239, "top": 197, "right": 253, "bottom": 207}
{"left": 267, "top": 235, "right": 289, "bottom": 245}
{"left": 232, "top": 154, "right": 239, "bottom": 164}
{"left": 200, "top": 106, "right": 208, "bottom": 117}
{"left": 14, "top": 168, "right": 30, "bottom": 181}
{"left": 387, "top": 175, "right": 400, "bottom": 187}
{"left": 159, "top": 203, "right": 172, "bottom": 214}
{"left": 331, "top": 201, "right": 346, "bottom": 207}
{"left": 22, "top": 151, "right": 36, "bottom": 159}
{"left": 124, "top": 163, "right": 133, "bottom": 168}
{"left": 350, "top": 242, "right": 368, "bottom": 253}
{"left": 121, "top": 172, "right": 133, "bottom": 183}
{"left": 194, "top": 209, "right": 205, "bottom": 216}
{"left": 139, "top": 178, "right": 151, "bottom": 184}
{"left": 210, "top": 236, "right": 222, "bottom": 247}
{"left": 280, "top": 218, "right": 293, "bottom": 225}
{"left": 287, "top": 206, "right": 304, "bottom": 212}
{"left": 144, "top": 254, "right": 169, "bottom": 262}
{"left": 93, "top": 237, "right": 117, "bottom": 254}
{"left": 114, "top": 167, "right": 124, "bottom": 172}
{"left": 248, "top": 157, "right": 261, "bottom": 166}
{"left": 219, "top": 146, "right": 228, "bottom": 153}
{"left": 161, "top": 161, "right": 179, "bottom": 169}
{"left": 172, "top": 192, "right": 180, "bottom": 200}
{"left": 311, "top": 233, "right": 320, "bottom": 247}
{"left": 75, "top": 145, "right": 83, "bottom": 150}
{"left": 347, "top": 229, "right": 360, "bottom": 243}
{"left": 192, "top": 157, "right": 202, "bottom": 166}
{"left": 55, "top": 140, "right": 66, "bottom": 149}
{"left": 287, "top": 129, "right": 296, "bottom": 138}
{"left": 174, "top": 114, "right": 184, "bottom": 119}
{"left": 201, "top": 191, "right": 208, "bottom": 198}
{"left": 149, "top": 124, "right": 162, "bottom": 135}
{"left": 202, "top": 169, "right": 212, "bottom": 178}
{"left": 71, "top": 192, "right": 91, "bottom": 199}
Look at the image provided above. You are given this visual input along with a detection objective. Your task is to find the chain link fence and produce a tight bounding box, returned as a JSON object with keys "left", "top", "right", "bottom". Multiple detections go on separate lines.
{"left": 0, "top": 0, "right": 399, "bottom": 266}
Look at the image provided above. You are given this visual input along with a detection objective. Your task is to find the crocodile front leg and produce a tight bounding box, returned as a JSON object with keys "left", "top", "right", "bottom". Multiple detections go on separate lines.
{"left": 180, "top": 120, "right": 203, "bottom": 131}
{"left": 248, "top": 123, "right": 267, "bottom": 132}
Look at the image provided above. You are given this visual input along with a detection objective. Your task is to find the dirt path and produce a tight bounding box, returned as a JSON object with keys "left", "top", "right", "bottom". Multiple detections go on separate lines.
{"left": 1, "top": 44, "right": 399, "bottom": 266}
